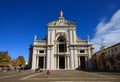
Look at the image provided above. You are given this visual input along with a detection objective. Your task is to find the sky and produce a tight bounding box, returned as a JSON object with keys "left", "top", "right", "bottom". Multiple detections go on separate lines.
{"left": 0, "top": 0, "right": 120, "bottom": 62}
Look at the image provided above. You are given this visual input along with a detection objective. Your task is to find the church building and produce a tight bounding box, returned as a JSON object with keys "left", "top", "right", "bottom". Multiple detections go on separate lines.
{"left": 28, "top": 11, "right": 94, "bottom": 70}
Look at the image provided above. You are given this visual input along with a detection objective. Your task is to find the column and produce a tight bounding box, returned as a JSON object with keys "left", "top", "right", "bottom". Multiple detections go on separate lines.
{"left": 65, "top": 56, "right": 66, "bottom": 69}
{"left": 50, "top": 47, "right": 54, "bottom": 69}
{"left": 54, "top": 43, "right": 56, "bottom": 54}
{"left": 56, "top": 56, "right": 58, "bottom": 69}
{"left": 50, "top": 30, "right": 53, "bottom": 44}
{"left": 88, "top": 46, "right": 92, "bottom": 69}
{"left": 67, "top": 43, "right": 69, "bottom": 53}
{"left": 52, "top": 30, "right": 55, "bottom": 45}
{"left": 67, "top": 56, "right": 70, "bottom": 69}
{"left": 58, "top": 56, "right": 59, "bottom": 69}
{"left": 74, "top": 47, "right": 78, "bottom": 68}
{"left": 43, "top": 56, "right": 45, "bottom": 69}
{"left": 69, "top": 29, "right": 73, "bottom": 44}
{"left": 50, "top": 30, "right": 51, "bottom": 44}
{"left": 48, "top": 30, "right": 51, "bottom": 45}
{"left": 57, "top": 43, "right": 59, "bottom": 53}
{"left": 72, "top": 29, "right": 74, "bottom": 43}
{"left": 31, "top": 49, "right": 37, "bottom": 70}
{"left": 85, "top": 56, "right": 88, "bottom": 69}
{"left": 46, "top": 47, "right": 50, "bottom": 69}
{"left": 66, "top": 56, "right": 68, "bottom": 69}
{"left": 36, "top": 56, "right": 39, "bottom": 69}
{"left": 70, "top": 47, "right": 74, "bottom": 69}
{"left": 73, "top": 29, "right": 76, "bottom": 44}
{"left": 54, "top": 56, "right": 56, "bottom": 69}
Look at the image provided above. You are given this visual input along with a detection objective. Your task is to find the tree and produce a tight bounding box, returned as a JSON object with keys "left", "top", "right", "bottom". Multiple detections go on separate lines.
{"left": 0, "top": 51, "right": 11, "bottom": 67}
{"left": 10, "top": 59, "right": 17, "bottom": 66}
{"left": 16, "top": 56, "right": 26, "bottom": 66}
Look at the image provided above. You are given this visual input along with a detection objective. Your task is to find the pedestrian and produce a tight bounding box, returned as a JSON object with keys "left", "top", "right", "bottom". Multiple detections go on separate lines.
{"left": 18, "top": 67, "right": 21, "bottom": 73}
{"left": 7, "top": 67, "right": 9, "bottom": 72}
{"left": 0, "top": 67, "right": 2, "bottom": 72}
{"left": 47, "top": 70, "right": 50, "bottom": 78}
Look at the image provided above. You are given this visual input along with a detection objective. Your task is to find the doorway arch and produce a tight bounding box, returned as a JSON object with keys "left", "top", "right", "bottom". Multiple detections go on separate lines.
{"left": 56, "top": 36, "right": 67, "bottom": 69}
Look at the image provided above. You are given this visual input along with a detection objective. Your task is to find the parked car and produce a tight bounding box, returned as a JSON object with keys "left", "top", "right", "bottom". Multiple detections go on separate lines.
{"left": 35, "top": 67, "right": 42, "bottom": 72}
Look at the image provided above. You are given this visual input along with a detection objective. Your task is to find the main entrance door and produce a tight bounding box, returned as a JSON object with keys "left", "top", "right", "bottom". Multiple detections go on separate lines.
{"left": 59, "top": 56, "right": 65, "bottom": 69}
{"left": 80, "top": 56, "right": 86, "bottom": 69}
{"left": 39, "top": 57, "right": 44, "bottom": 68}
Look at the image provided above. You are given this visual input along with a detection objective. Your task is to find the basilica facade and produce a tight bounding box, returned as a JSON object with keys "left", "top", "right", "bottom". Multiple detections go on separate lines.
{"left": 28, "top": 11, "right": 94, "bottom": 70}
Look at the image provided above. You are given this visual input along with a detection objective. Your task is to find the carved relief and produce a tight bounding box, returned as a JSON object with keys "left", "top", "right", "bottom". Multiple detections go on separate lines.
{"left": 56, "top": 32, "right": 66, "bottom": 38}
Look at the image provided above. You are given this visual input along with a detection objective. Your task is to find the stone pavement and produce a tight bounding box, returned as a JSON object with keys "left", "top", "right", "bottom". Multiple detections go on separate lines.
{"left": 0, "top": 70, "right": 120, "bottom": 82}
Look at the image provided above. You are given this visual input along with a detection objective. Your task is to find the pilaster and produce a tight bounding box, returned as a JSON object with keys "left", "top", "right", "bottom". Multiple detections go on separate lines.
{"left": 65, "top": 56, "right": 66, "bottom": 69}
{"left": 58, "top": 56, "right": 59, "bottom": 69}
{"left": 87, "top": 46, "right": 92, "bottom": 69}
{"left": 36, "top": 56, "right": 39, "bottom": 69}
{"left": 50, "top": 47, "right": 54, "bottom": 69}
{"left": 43, "top": 56, "right": 45, "bottom": 69}
{"left": 31, "top": 49, "right": 37, "bottom": 70}
{"left": 69, "top": 29, "right": 73, "bottom": 44}
{"left": 46, "top": 47, "right": 50, "bottom": 69}
{"left": 67, "top": 56, "right": 70, "bottom": 69}
{"left": 74, "top": 47, "right": 78, "bottom": 68}
{"left": 73, "top": 29, "right": 76, "bottom": 44}
{"left": 70, "top": 46, "right": 74, "bottom": 69}
{"left": 48, "top": 30, "right": 50, "bottom": 44}
{"left": 54, "top": 56, "right": 56, "bottom": 69}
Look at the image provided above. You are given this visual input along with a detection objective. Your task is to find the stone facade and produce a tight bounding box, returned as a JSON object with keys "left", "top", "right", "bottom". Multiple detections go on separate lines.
{"left": 28, "top": 11, "right": 94, "bottom": 70}
{"left": 92, "top": 43, "right": 120, "bottom": 71}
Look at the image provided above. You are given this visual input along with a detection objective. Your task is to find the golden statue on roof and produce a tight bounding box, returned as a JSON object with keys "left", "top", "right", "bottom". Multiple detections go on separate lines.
{"left": 60, "top": 10, "right": 63, "bottom": 17}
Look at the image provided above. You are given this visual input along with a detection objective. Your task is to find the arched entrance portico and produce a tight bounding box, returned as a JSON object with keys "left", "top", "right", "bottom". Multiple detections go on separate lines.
{"left": 55, "top": 36, "right": 68, "bottom": 69}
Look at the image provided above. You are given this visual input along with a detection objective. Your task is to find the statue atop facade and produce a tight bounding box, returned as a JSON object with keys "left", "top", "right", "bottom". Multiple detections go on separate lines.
{"left": 34, "top": 35, "right": 37, "bottom": 41}
{"left": 60, "top": 10, "right": 63, "bottom": 17}
{"left": 87, "top": 35, "right": 90, "bottom": 41}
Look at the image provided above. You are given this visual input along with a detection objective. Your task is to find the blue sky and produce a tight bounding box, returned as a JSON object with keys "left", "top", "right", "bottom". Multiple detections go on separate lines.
{"left": 0, "top": 0, "right": 120, "bottom": 62}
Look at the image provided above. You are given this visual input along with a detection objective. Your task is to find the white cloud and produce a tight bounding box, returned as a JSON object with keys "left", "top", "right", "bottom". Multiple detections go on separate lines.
{"left": 91, "top": 9, "right": 120, "bottom": 52}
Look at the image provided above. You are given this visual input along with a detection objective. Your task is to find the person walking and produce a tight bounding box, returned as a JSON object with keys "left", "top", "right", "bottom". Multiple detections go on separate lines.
{"left": 0, "top": 67, "right": 2, "bottom": 72}
{"left": 47, "top": 70, "right": 50, "bottom": 78}
{"left": 18, "top": 67, "right": 21, "bottom": 73}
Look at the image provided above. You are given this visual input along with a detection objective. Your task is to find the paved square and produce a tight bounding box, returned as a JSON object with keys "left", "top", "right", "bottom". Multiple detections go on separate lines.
{"left": 20, "top": 70, "right": 118, "bottom": 82}
{"left": 0, "top": 70, "right": 120, "bottom": 82}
